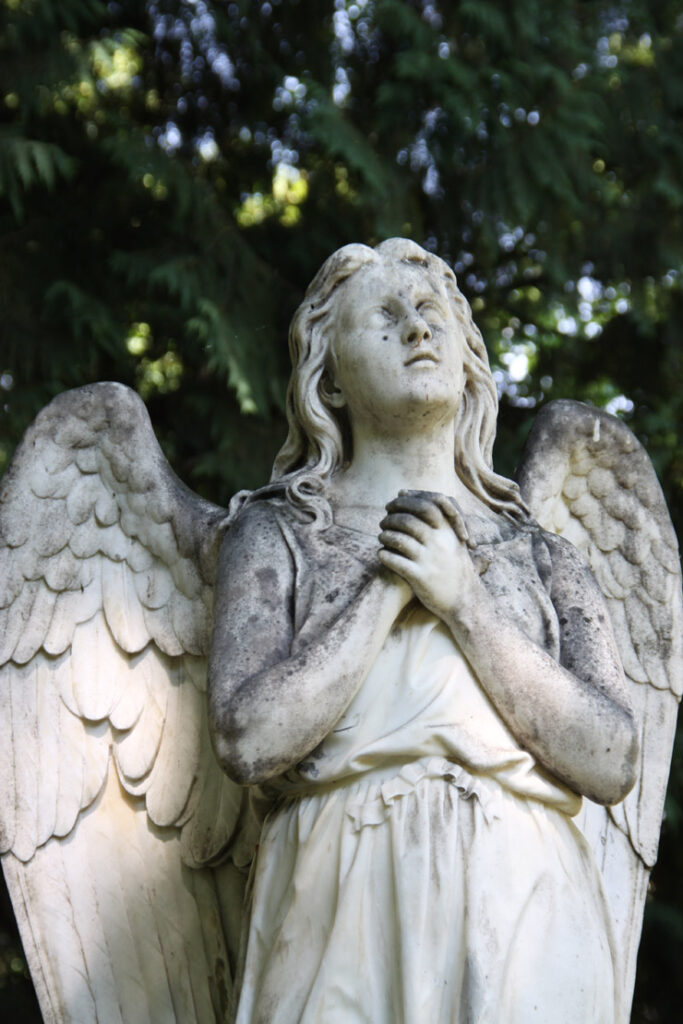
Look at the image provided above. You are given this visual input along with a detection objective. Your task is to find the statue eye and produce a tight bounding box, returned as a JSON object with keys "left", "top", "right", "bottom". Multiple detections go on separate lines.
{"left": 375, "top": 306, "right": 396, "bottom": 326}
{"left": 418, "top": 302, "right": 444, "bottom": 326}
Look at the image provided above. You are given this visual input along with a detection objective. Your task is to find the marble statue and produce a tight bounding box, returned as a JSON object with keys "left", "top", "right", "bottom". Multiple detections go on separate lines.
{"left": 0, "top": 238, "right": 680, "bottom": 1023}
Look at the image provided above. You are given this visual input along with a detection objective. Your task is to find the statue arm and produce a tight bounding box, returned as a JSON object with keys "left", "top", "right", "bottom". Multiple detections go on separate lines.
{"left": 379, "top": 494, "right": 638, "bottom": 806}
{"left": 449, "top": 532, "right": 637, "bottom": 805}
{"left": 208, "top": 505, "right": 410, "bottom": 785}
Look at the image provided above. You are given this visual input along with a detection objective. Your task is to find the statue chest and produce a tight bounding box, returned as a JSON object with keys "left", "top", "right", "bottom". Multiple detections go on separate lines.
{"left": 277, "top": 510, "right": 560, "bottom": 660}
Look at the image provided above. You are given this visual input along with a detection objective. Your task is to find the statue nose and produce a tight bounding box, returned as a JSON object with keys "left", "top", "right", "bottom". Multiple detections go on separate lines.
{"left": 402, "top": 315, "right": 432, "bottom": 347}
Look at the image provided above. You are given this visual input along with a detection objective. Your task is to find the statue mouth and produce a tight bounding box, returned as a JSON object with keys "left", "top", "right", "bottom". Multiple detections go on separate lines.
{"left": 404, "top": 351, "right": 439, "bottom": 366}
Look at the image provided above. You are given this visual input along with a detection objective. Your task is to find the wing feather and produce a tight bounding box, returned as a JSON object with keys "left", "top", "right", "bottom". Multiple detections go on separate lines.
{"left": 31, "top": 454, "right": 80, "bottom": 497}
{"left": 143, "top": 518, "right": 178, "bottom": 560}
{"left": 102, "top": 558, "right": 150, "bottom": 653}
{"left": 517, "top": 399, "right": 681, "bottom": 1020}
{"left": 95, "top": 486, "right": 119, "bottom": 527}
{"left": 33, "top": 507, "right": 72, "bottom": 557}
{"left": 114, "top": 649, "right": 168, "bottom": 786}
{"left": 78, "top": 720, "right": 111, "bottom": 814}
{"left": 180, "top": 709, "right": 244, "bottom": 868}
{"left": 134, "top": 561, "right": 175, "bottom": 610}
{"left": 0, "top": 581, "right": 38, "bottom": 662}
{"left": 171, "top": 589, "right": 211, "bottom": 655}
{"left": 35, "top": 658, "right": 61, "bottom": 847}
{"left": 143, "top": 603, "right": 186, "bottom": 656}
{"left": 4, "top": 849, "right": 102, "bottom": 1021}
{"left": 41, "top": 545, "right": 82, "bottom": 591}
{"left": 65, "top": 472, "right": 100, "bottom": 525}
{"left": 0, "top": 670, "right": 15, "bottom": 851}
{"left": 4, "top": 767, "right": 232, "bottom": 1023}
{"left": 185, "top": 652, "right": 209, "bottom": 692}
{"left": 68, "top": 515, "right": 102, "bottom": 559}
{"left": 126, "top": 536, "right": 154, "bottom": 572}
{"left": 0, "top": 546, "right": 19, "bottom": 606}
{"left": 12, "top": 584, "right": 57, "bottom": 664}
{"left": 108, "top": 653, "right": 146, "bottom": 733}
{"left": 144, "top": 661, "right": 203, "bottom": 828}
{"left": 604, "top": 597, "right": 649, "bottom": 683}
{"left": 608, "top": 547, "right": 639, "bottom": 592}
{"left": 75, "top": 445, "right": 98, "bottom": 474}
{"left": 70, "top": 614, "right": 129, "bottom": 720}
{"left": 54, "top": 692, "right": 91, "bottom": 839}
{"left": 171, "top": 555, "right": 204, "bottom": 599}
{"left": 10, "top": 661, "right": 41, "bottom": 863}
{"left": 0, "top": 382, "right": 244, "bottom": 1022}
{"left": 44, "top": 578, "right": 101, "bottom": 656}
{"left": 99, "top": 522, "right": 133, "bottom": 562}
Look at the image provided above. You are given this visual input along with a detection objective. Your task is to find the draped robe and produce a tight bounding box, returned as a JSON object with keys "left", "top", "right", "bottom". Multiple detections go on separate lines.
{"left": 227, "top": 499, "right": 618, "bottom": 1024}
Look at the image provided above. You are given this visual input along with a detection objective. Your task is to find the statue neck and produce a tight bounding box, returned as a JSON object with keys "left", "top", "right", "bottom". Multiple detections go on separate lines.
{"left": 331, "top": 420, "right": 475, "bottom": 514}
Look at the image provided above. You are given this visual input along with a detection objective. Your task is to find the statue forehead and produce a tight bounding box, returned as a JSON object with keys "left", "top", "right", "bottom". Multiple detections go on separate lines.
{"left": 341, "top": 256, "right": 445, "bottom": 305}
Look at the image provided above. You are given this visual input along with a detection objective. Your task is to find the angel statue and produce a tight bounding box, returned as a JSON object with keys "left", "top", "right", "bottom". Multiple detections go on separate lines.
{"left": 0, "top": 238, "right": 680, "bottom": 1024}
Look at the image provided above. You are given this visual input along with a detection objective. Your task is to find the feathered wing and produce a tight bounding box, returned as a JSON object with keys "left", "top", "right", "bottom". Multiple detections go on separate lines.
{"left": 0, "top": 383, "right": 248, "bottom": 1024}
{"left": 516, "top": 399, "right": 682, "bottom": 1021}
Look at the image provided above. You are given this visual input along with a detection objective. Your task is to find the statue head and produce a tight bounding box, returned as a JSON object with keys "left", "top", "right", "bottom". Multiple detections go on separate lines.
{"left": 270, "top": 238, "right": 527, "bottom": 521}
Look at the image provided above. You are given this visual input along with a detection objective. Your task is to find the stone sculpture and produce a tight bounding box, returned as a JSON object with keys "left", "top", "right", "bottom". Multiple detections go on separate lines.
{"left": 0, "top": 238, "right": 680, "bottom": 1023}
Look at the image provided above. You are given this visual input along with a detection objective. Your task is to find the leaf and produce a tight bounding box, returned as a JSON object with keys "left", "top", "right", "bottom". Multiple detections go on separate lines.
{"left": 0, "top": 131, "right": 78, "bottom": 220}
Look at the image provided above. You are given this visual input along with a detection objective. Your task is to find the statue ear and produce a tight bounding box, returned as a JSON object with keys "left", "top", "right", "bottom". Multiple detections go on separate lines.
{"left": 320, "top": 369, "right": 346, "bottom": 409}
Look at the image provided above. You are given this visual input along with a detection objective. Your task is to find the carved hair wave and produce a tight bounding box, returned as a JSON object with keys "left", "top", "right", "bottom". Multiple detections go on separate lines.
{"left": 230, "top": 238, "right": 529, "bottom": 526}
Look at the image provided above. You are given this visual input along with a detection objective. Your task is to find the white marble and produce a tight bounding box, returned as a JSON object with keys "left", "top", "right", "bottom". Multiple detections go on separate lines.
{"left": 0, "top": 239, "right": 680, "bottom": 1023}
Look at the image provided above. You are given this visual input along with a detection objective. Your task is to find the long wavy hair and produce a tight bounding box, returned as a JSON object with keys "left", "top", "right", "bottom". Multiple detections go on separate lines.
{"left": 229, "top": 238, "right": 528, "bottom": 526}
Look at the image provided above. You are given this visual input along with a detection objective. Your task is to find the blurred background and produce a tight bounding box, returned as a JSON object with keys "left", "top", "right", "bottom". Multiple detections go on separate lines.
{"left": 1, "top": 1, "right": 682, "bottom": 1019}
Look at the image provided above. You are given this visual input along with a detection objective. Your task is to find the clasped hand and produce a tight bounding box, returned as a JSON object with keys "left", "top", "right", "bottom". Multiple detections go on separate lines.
{"left": 377, "top": 490, "right": 481, "bottom": 620}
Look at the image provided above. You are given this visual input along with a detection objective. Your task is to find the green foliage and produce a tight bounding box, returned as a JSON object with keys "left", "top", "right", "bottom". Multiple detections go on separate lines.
{"left": 0, "top": 132, "right": 77, "bottom": 219}
{"left": 1, "top": 0, "right": 683, "bottom": 1018}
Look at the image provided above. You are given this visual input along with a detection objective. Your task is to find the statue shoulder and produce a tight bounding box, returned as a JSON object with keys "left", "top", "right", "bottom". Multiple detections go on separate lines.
{"left": 217, "top": 496, "right": 299, "bottom": 584}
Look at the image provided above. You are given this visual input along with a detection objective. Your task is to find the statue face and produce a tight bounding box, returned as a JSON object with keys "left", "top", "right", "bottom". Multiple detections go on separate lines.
{"left": 328, "top": 259, "right": 466, "bottom": 434}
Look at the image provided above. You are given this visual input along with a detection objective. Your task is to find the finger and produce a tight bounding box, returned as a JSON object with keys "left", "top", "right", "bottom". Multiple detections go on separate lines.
{"left": 385, "top": 493, "right": 444, "bottom": 528}
{"left": 377, "top": 548, "right": 418, "bottom": 583}
{"left": 379, "top": 529, "right": 423, "bottom": 561}
{"left": 379, "top": 512, "right": 431, "bottom": 544}
{"left": 390, "top": 490, "right": 473, "bottom": 547}
{"left": 397, "top": 489, "right": 445, "bottom": 502}
{"left": 432, "top": 494, "right": 473, "bottom": 547}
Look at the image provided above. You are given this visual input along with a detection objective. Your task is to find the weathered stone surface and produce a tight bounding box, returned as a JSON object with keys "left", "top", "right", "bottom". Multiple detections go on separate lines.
{"left": 0, "top": 241, "right": 680, "bottom": 1023}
